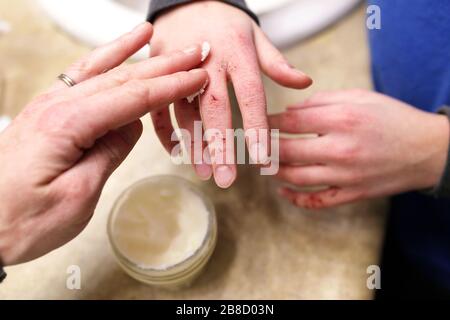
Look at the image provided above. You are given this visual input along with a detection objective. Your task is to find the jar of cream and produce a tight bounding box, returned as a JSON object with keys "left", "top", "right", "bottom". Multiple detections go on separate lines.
{"left": 107, "top": 175, "right": 217, "bottom": 289}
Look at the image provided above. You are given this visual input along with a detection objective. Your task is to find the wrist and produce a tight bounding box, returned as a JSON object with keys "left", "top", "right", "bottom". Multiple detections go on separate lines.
{"left": 154, "top": 1, "right": 232, "bottom": 20}
{"left": 149, "top": 0, "right": 259, "bottom": 25}
{"left": 417, "top": 113, "right": 450, "bottom": 190}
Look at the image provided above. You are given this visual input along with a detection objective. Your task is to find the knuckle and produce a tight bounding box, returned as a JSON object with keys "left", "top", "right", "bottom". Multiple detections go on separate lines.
{"left": 281, "top": 169, "right": 301, "bottom": 184}
{"left": 109, "top": 68, "right": 132, "bottom": 85}
{"left": 239, "top": 94, "right": 267, "bottom": 127}
{"left": 283, "top": 172, "right": 299, "bottom": 185}
{"left": 278, "top": 144, "right": 291, "bottom": 161}
{"left": 345, "top": 170, "right": 365, "bottom": 185}
{"left": 333, "top": 142, "right": 361, "bottom": 163}
{"left": 70, "top": 57, "right": 96, "bottom": 77}
{"left": 336, "top": 106, "right": 361, "bottom": 130}
{"left": 282, "top": 113, "right": 300, "bottom": 130}
{"left": 294, "top": 173, "right": 312, "bottom": 186}
{"left": 204, "top": 93, "right": 227, "bottom": 113}
{"left": 226, "top": 60, "right": 238, "bottom": 73}
{"left": 241, "top": 86, "right": 265, "bottom": 108}
{"left": 217, "top": 59, "right": 228, "bottom": 73}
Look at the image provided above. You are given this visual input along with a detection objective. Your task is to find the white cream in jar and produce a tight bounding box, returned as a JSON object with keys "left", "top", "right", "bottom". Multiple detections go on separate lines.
{"left": 108, "top": 176, "right": 217, "bottom": 288}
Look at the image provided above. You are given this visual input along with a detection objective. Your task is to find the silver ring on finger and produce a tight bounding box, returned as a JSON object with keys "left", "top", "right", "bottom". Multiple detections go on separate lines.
{"left": 57, "top": 74, "right": 77, "bottom": 88}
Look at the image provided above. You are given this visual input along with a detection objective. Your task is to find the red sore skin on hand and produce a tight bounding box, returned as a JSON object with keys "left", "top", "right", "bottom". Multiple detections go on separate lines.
{"left": 303, "top": 193, "right": 325, "bottom": 210}
{"left": 282, "top": 187, "right": 340, "bottom": 210}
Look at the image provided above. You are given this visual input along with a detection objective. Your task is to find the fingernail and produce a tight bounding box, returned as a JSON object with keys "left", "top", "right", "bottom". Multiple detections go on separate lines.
{"left": 284, "top": 62, "right": 308, "bottom": 76}
{"left": 215, "top": 165, "right": 234, "bottom": 189}
{"left": 183, "top": 45, "right": 198, "bottom": 54}
{"left": 249, "top": 142, "right": 269, "bottom": 165}
{"left": 201, "top": 41, "right": 211, "bottom": 62}
{"left": 196, "top": 163, "right": 212, "bottom": 180}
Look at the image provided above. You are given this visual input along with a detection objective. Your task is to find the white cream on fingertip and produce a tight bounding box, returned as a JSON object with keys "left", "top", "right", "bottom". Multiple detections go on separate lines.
{"left": 185, "top": 42, "right": 210, "bottom": 103}
{"left": 186, "top": 78, "right": 209, "bottom": 104}
{"left": 201, "top": 41, "right": 211, "bottom": 62}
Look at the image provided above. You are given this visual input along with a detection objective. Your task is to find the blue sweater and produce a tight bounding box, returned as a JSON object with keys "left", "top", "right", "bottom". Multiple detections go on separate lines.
{"left": 368, "top": 0, "right": 450, "bottom": 288}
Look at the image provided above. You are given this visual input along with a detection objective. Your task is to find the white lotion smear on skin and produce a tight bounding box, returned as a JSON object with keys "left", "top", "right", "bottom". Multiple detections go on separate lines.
{"left": 200, "top": 41, "right": 211, "bottom": 62}
{"left": 186, "top": 41, "right": 211, "bottom": 103}
{"left": 0, "top": 116, "right": 11, "bottom": 133}
{"left": 112, "top": 181, "right": 209, "bottom": 270}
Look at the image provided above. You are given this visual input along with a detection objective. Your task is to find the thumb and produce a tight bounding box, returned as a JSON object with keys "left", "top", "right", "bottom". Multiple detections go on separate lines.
{"left": 253, "top": 25, "right": 313, "bottom": 89}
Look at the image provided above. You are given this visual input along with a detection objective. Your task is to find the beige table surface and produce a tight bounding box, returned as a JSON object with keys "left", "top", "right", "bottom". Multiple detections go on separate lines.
{"left": 0, "top": 0, "right": 387, "bottom": 299}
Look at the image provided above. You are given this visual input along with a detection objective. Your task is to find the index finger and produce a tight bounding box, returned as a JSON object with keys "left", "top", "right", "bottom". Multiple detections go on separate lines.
{"left": 59, "top": 69, "right": 209, "bottom": 148}
{"left": 48, "top": 22, "right": 153, "bottom": 92}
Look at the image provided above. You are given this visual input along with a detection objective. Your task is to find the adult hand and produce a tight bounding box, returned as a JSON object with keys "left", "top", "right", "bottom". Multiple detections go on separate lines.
{"left": 0, "top": 22, "right": 209, "bottom": 265}
{"left": 150, "top": 0, "right": 312, "bottom": 188}
{"left": 270, "top": 89, "right": 450, "bottom": 209}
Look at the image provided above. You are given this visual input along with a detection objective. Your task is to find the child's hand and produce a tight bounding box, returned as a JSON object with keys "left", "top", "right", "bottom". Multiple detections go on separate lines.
{"left": 150, "top": 0, "right": 312, "bottom": 188}
{"left": 270, "top": 89, "right": 449, "bottom": 209}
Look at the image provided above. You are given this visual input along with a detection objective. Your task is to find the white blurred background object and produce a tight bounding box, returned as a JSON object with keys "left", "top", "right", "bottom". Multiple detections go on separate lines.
{"left": 0, "top": 116, "right": 11, "bottom": 132}
{"left": 0, "top": 74, "right": 11, "bottom": 133}
{"left": 36, "top": 0, "right": 361, "bottom": 60}
{"left": 0, "top": 18, "right": 12, "bottom": 133}
{"left": 0, "top": 19, "right": 11, "bottom": 35}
